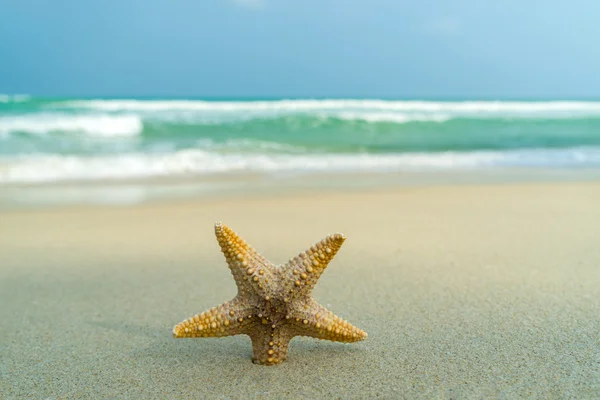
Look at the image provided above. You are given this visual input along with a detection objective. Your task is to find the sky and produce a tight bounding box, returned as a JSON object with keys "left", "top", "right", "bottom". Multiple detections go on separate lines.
{"left": 1, "top": 0, "right": 599, "bottom": 98}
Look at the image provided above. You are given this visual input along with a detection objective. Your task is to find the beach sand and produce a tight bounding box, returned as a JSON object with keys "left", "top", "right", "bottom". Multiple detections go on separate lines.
{"left": 1, "top": 181, "right": 599, "bottom": 398}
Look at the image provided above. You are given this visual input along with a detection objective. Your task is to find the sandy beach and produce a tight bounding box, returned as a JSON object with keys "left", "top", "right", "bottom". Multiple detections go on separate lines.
{"left": 1, "top": 180, "right": 599, "bottom": 399}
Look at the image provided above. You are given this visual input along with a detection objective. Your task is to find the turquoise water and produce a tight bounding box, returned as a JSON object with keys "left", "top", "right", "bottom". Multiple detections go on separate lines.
{"left": 2, "top": 96, "right": 600, "bottom": 183}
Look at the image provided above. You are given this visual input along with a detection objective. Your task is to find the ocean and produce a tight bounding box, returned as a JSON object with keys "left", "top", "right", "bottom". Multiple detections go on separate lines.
{"left": 2, "top": 96, "right": 600, "bottom": 184}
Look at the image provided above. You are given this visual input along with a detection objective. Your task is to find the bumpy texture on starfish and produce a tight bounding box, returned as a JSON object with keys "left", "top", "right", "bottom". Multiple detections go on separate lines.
{"left": 172, "top": 222, "right": 367, "bottom": 365}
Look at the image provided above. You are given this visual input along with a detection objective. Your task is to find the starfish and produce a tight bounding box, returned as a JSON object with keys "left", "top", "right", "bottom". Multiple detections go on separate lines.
{"left": 172, "top": 222, "right": 367, "bottom": 365}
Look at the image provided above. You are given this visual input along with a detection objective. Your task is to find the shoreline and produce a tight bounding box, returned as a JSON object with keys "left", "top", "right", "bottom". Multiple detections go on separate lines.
{"left": 2, "top": 167, "right": 600, "bottom": 211}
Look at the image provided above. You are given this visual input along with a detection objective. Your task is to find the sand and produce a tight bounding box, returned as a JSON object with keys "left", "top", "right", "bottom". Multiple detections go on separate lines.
{"left": 1, "top": 181, "right": 599, "bottom": 399}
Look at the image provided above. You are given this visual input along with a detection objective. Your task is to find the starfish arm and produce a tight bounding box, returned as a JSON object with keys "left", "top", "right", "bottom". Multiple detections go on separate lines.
{"left": 214, "top": 222, "right": 276, "bottom": 295}
{"left": 288, "top": 300, "right": 367, "bottom": 343}
{"left": 248, "top": 326, "right": 292, "bottom": 365}
{"left": 281, "top": 233, "right": 346, "bottom": 298}
{"left": 172, "top": 297, "right": 258, "bottom": 338}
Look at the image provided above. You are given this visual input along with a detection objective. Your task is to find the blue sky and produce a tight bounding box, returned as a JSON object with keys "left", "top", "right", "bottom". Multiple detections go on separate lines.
{"left": 1, "top": 0, "right": 599, "bottom": 98}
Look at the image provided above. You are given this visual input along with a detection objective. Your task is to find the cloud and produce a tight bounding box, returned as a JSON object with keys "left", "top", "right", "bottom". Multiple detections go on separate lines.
{"left": 231, "top": 0, "right": 264, "bottom": 8}
{"left": 423, "top": 16, "right": 462, "bottom": 37}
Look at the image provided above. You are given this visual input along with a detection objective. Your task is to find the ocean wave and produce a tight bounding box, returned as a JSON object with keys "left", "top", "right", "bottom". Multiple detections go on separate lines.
{"left": 3, "top": 110, "right": 599, "bottom": 142}
{"left": 2, "top": 147, "right": 599, "bottom": 184}
{"left": 195, "top": 138, "right": 307, "bottom": 153}
{"left": 333, "top": 112, "right": 451, "bottom": 123}
{"left": 0, "top": 114, "right": 142, "bottom": 138}
{"left": 58, "top": 99, "right": 600, "bottom": 115}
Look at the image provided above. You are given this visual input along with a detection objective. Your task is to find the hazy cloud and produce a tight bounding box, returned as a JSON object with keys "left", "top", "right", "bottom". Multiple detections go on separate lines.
{"left": 423, "top": 16, "right": 462, "bottom": 37}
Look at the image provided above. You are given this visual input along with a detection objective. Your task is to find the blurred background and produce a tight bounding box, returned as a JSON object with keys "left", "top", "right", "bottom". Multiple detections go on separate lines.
{"left": 1, "top": 0, "right": 600, "bottom": 205}
{"left": 3, "top": 4, "right": 600, "bottom": 398}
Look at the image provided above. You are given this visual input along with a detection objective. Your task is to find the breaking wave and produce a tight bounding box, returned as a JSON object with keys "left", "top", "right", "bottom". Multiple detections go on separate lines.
{"left": 2, "top": 146, "right": 600, "bottom": 184}
{"left": 2, "top": 98, "right": 600, "bottom": 185}
{"left": 58, "top": 99, "right": 600, "bottom": 117}
{"left": 0, "top": 114, "right": 142, "bottom": 138}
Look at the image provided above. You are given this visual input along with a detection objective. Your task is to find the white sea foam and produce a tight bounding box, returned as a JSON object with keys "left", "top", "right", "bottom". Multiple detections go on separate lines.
{"left": 2, "top": 147, "right": 599, "bottom": 184}
{"left": 0, "top": 114, "right": 142, "bottom": 137}
{"left": 59, "top": 99, "right": 600, "bottom": 115}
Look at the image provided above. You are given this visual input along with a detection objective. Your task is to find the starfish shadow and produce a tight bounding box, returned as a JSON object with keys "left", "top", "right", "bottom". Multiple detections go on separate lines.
{"left": 86, "top": 319, "right": 255, "bottom": 363}
{"left": 87, "top": 320, "right": 165, "bottom": 339}
{"left": 137, "top": 333, "right": 255, "bottom": 365}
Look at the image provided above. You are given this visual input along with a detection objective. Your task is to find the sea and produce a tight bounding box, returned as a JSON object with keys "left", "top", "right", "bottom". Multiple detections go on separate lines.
{"left": 2, "top": 96, "right": 600, "bottom": 188}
